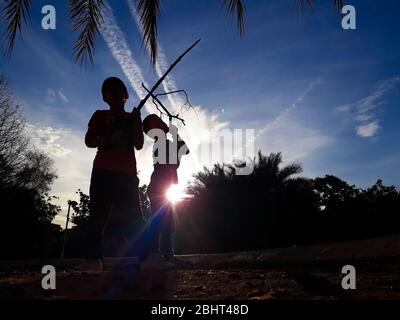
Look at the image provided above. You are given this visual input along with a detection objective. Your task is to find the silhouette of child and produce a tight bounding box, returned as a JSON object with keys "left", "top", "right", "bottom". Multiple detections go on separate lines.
{"left": 142, "top": 114, "right": 189, "bottom": 263}
{"left": 84, "top": 77, "right": 144, "bottom": 264}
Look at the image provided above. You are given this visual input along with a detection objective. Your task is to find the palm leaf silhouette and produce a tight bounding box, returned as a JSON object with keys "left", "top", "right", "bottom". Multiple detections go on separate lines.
{"left": 223, "top": 0, "right": 246, "bottom": 36}
{"left": 1, "top": 0, "right": 32, "bottom": 57}
{"left": 137, "top": 0, "right": 161, "bottom": 66}
{"left": 296, "top": 0, "right": 345, "bottom": 11}
{"left": 69, "top": 0, "right": 107, "bottom": 64}
{"left": 1, "top": 0, "right": 346, "bottom": 63}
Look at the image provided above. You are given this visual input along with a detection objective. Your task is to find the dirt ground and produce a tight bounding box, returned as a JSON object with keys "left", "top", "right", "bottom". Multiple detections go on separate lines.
{"left": 1, "top": 257, "right": 399, "bottom": 300}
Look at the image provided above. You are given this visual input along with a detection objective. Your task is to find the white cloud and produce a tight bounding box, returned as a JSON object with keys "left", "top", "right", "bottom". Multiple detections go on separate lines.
{"left": 354, "top": 114, "right": 374, "bottom": 122}
{"left": 336, "top": 76, "right": 399, "bottom": 138}
{"left": 46, "top": 89, "right": 57, "bottom": 103}
{"left": 356, "top": 121, "right": 380, "bottom": 138}
{"left": 356, "top": 77, "right": 399, "bottom": 114}
{"left": 26, "top": 124, "right": 72, "bottom": 157}
{"left": 27, "top": 123, "right": 95, "bottom": 227}
{"left": 45, "top": 88, "right": 69, "bottom": 104}
{"left": 336, "top": 105, "right": 351, "bottom": 112}
{"left": 58, "top": 89, "right": 69, "bottom": 103}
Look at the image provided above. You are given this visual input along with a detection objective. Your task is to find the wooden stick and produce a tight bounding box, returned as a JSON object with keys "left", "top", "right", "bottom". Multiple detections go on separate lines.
{"left": 134, "top": 39, "right": 201, "bottom": 112}
{"left": 142, "top": 83, "right": 186, "bottom": 125}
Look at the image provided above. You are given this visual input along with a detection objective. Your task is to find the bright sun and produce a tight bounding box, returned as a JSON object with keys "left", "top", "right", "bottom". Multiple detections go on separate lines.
{"left": 166, "top": 184, "right": 187, "bottom": 203}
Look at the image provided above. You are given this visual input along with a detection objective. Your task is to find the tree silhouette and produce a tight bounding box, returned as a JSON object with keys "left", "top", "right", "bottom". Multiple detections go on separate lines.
{"left": 70, "top": 189, "right": 90, "bottom": 228}
{"left": 176, "top": 151, "right": 304, "bottom": 253}
{"left": 0, "top": 75, "right": 60, "bottom": 259}
{"left": 174, "top": 151, "right": 399, "bottom": 254}
{"left": 37, "top": 151, "right": 399, "bottom": 258}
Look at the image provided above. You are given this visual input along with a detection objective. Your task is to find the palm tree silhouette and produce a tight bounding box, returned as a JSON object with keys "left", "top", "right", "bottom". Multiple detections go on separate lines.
{"left": 1, "top": 0, "right": 344, "bottom": 64}
{"left": 251, "top": 151, "right": 302, "bottom": 185}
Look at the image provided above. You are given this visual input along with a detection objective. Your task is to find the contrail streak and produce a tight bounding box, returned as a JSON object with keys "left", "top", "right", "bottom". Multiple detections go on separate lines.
{"left": 127, "top": 0, "right": 181, "bottom": 110}
{"left": 100, "top": 1, "right": 151, "bottom": 111}
{"left": 234, "top": 78, "right": 322, "bottom": 159}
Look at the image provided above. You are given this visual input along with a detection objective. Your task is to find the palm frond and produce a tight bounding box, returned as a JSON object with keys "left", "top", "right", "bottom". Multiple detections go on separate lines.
{"left": 333, "top": 0, "right": 345, "bottom": 11}
{"left": 69, "top": 0, "right": 107, "bottom": 64}
{"left": 1, "top": 0, "right": 32, "bottom": 57}
{"left": 223, "top": 0, "right": 246, "bottom": 35}
{"left": 137, "top": 0, "right": 160, "bottom": 66}
{"left": 296, "top": 0, "right": 345, "bottom": 12}
{"left": 278, "top": 163, "right": 303, "bottom": 182}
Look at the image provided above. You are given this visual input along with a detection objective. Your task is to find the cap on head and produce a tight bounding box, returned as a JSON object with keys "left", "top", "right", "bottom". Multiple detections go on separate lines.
{"left": 143, "top": 114, "right": 167, "bottom": 134}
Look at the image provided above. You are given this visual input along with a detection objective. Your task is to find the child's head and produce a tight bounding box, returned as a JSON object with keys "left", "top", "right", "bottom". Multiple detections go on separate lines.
{"left": 143, "top": 114, "right": 169, "bottom": 138}
{"left": 102, "top": 77, "right": 129, "bottom": 109}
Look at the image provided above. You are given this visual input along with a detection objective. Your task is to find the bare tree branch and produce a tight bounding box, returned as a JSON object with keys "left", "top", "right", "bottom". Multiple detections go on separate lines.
{"left": 155, "top": 89, "right": 195, "bottom": 117}
{"left": 142, "top": 83, "right": 186, "bottom": 125}
{"left": 136, "top": 38, "right": 201, "bottom": 112}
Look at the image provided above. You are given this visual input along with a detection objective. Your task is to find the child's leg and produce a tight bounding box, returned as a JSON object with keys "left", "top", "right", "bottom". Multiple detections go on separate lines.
{"left": 112, "top": 173, "right": 145, "bottom": 258}
{"left": 160, "top": 231, "right": 174, "bottom": 259}
{"left": 144, "top": 196, "right": 161, "bottom": 253}
{"left": 160, "top": 204, "right": 175, "bottom": 259}
{"left": 84, "top": 169, "right": 113, "bottom": 260}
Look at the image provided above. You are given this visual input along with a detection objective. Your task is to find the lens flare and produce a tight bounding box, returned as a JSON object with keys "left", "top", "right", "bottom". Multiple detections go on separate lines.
{"left": 166, "top": 184, "right": 186, "bottom": 203}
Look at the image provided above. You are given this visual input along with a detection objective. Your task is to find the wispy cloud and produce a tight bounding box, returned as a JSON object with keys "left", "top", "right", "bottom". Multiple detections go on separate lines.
{"left": 356, "top": 121, "right": 380, "bottom": 138}
{"left": 58, "top": 89, "right": 69, "bottom": 103}
{"left": 231, "top": 77, "right": 330, "bottom": 172}
{"left": 253, "top": 77, "right": 323, "bottom": 143}
{"left": 256, "top": 78, "right": 331, "bottom": 166}
{"left": 46, "top": 89, "right": 57, "bottom": 103}
{"left": 27, "top": 124, "right": 72, "bottom": 157}
{"left": 356, "top": 77, "right": 399, "bottom": 114}
{"left": 337, "top": 76, "right": 400, "bottom": 138}
{"left": 45, "top": 88, "right": 69, "bottom": 104}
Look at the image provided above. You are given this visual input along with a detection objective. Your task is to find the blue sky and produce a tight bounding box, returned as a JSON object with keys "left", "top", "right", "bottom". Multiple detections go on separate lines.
{"left": 2, "top": 0, "right": 400, "bottom": 224}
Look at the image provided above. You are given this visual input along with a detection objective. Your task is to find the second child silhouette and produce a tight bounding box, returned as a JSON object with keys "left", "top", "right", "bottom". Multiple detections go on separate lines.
{"left": 141, "top": 114, "right": 189, "bottom": 269}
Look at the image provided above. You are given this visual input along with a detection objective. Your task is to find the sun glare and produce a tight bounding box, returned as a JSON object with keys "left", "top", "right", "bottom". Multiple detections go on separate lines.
{"left": 166, "top": 184, "right": 187, "bottom": 203}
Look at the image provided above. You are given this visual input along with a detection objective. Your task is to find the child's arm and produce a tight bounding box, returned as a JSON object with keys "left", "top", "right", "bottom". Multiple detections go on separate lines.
{"left": 131, "top": 107, "right": 144, "bottom": 150}
{"left": 85, "top": 111, "right": 107, "bottom": 148}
